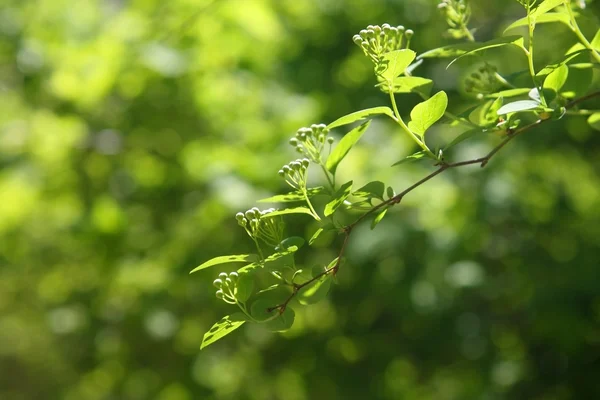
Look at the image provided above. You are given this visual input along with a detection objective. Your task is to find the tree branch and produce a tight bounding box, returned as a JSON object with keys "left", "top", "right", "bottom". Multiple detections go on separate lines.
{"left": 267, "top": 90, "right": 600, "bottom": 315}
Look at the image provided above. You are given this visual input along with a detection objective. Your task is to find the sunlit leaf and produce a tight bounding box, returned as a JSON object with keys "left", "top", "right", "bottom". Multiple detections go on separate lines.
{"left": 258, "top": 187, "right": 325, "bottom": 203}
{"left": 408, "top": 91, "right": 448, "bottom": 137}
{"left": 391, "top": 150, "right": 428, "bottom": 166}
{"left": 417, "top": 43, "right": 481, "bottom": 59}
{"left": 376, "top": 49, "right": 417, "bottom": 86}
{"left": 190, "top": 254, "right": 260, "bottom": 274}
{"left": 326, "top": 107, "right": 394, "bottom": 130}
{"left": 352, "top": 181, "right": 385, "bottom": 200}
{"left": 262, "top": 207, "right": 315, "bottom": 218}
{"left": 371, "top": 209, "right": 387, "bottom": 230}
{"left": 503, "top": 13, "right": 570, "bottom": 34}
{"left": 326, "top": 121, "right": 371, "bottom": 175}
{"left": 279, "top": 236, "right": 305, "bottom": 252}
{"left": 447, "top": 36, "right": 526, "bottom": 68}
{"left": 588, "top": 113, "right": 600, "bottom": 131}
{"left": 543, "top": 64, "right": 568, "bottom": 98}
{"left": 201, "top": 313, "right": 247, "bottom": 349}
{"left": 324, "top": 181, "right": 353, "bottom": 217}
{"left": 486, "top": 88, "right": 532, "bottom": 98}
{"left": 389, "top": 76, "right": 434, "bottom": 97}
{"left": 497, "top": 100, "right": 542, "bottom": 115}
{"left": 297, "top": 274, "right": 331, "bottom": 305}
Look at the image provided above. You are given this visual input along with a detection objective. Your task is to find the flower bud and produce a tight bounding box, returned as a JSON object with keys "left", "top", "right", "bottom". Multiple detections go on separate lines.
{"left": 213, "top": 279, "right": 223, "bottom": 289}
{"left": 215, "top": 290, "right": 224, "bottom": 299}
{"left": 289, "top": 138, "right": 298, "bottom": 146}
{"left": 235, "top": 212, "right": 245, "bottom": 221}
{"left": 301, "top": 158, "right": 310, "bottom": 168}
{"left": 229, "top": 272, "right": 239, "bottom": 282}
{"left": 327, "top": 137, "right": 334, "bottom": 144}
{"left": 225, "top": 277, "right": 233, "bottom": 287}
{"left": 405, "top": 29, "right": 414, "bottom": 38}
{"left": 219, "top": 272, "right": 228, "bottom": 280}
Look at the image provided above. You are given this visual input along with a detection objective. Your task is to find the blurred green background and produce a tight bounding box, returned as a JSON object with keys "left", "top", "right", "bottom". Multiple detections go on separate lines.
{"left": 1, "top": 0, "right": 600, "bottom": 399}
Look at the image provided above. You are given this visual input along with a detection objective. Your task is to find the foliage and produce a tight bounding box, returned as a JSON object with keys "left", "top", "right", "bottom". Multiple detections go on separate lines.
{"left": 3, "top": 0, "right": 600, "bottom": 399}
{"left": 194, "top": 0, "right": 600, "bottom": 351}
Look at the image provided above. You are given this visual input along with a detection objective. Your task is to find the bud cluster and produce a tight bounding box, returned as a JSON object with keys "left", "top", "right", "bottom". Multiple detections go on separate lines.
{"left": 438, "top": 0, "right": 472, "bottom": 40}
{"left": 464, "top": 64, "right": 501, "bottom": 96}
{"left": 213, "top": 271, "right": 240, "bottom": 304}
{"left": 278, "top": 158, "right": 311, "bottom": 191}
{"left": 236, "top": 207, "right": 284, "bottom": 248}
{"left": 352, "top": 24, "right": 414, "bottom": 64}
{"left": 289, "top": 124, "right": 333, "bottom": 164}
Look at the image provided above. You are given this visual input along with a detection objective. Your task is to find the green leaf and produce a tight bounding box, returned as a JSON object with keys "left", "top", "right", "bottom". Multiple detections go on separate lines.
{"left": 560, "top": 64, "right": 594, "bottom": 98}
{"left": 326, "top": 107, "right": 394, "bottom": 130}
{"left": 408, "top": 91, "right": 448, "bottom": 137}
{"left": 417, "top": 43, "right": 481, "bottom": 59}
{"left": 264, "top": 307, "right": 295, "bottom": 332}
{"left": 262, "top": 207, "right": 315, "bottom": 218}
{"left": 444, "top": 128, "right": 487, "bottom": 151}
{"left": 469, "top": 97, "right": 504, "bottom": 127}
{"left": 297, "top": 274, "right": 332, "bottom": 305}
{"left": 503, "top": 12, "right": 570, "bottom": 34}
{"left": 309, "top": 228, "right": 324, "bottom": 245}
{"left": 391, "top": 150, "right": 428, "bottom": 166}
{"left": 371, "top": 209, "right": 387, "bottom": 230}
{"left": 258, "top": 187, "right": 325, "bottom": 203}
{"left": 190, "top": 254, "right": 260, "bottom": 274}
{"left": 536, "top": 49, "right": 590, "bottom": 78}
{"left": 324, "top": 181, "right": 353, "bottom": 217}
{"left": 533, "top": 0, "right": 566, "bottom": 17}
{"left": 389, "top": 76, "right": 434, "bottom": 97}
{"left": 447, "top": 36, "right": 525, "bottom": 68}
{"left": 235, "top": 271, "right": 254, "bottom": 302}
{"left": 496, "top": 100, "right": 542, "bottom": 115}
{"left": 543, "top": 64, "right": 568, "bottom": 98}
{"left": 201, "top": 313, "right": 247, "bottom": 349}
{"left": 326, "top": 121, "right": 371, "bottom": 175}
{"left": 376, "top": 49, "right": 417, "bottom": 87}
{"left": 278, "top": 236, "right": 305, "bottom": 252}
{"left": 588, "top": 113, "right": 600, "bottom": 131}
{"left": 591, "top": 29, "right": 600, "bottom": 50}
{"left": 352, "top": 181, "right": 385, "bottom": 200}
{"left": 486, "top": 88, "right": 532, "bottom": 98}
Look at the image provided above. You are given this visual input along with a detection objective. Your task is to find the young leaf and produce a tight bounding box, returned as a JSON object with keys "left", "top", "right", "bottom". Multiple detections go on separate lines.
{"left": 588, "top": 113, "right": 600, "bottom": 131}
{"left": 543, "top": 64, "right": 568, "bottom": 97}
{"left": 201, "top": 313, "right": 247, "bottom": 349}
{"left": 592, "top": 29, "right": 600, "bottom": 50}
{"left": 496, "top": 100, "right": 542, "bottom": 115}
{"left": 417, "top": 43, "right": 481, "bottom": 59}
{"left": 447, "top": 36, "right": 526, "bottom": 68}
{"left": 391, "top": 150, "right": 428, "bottom": 166}
{"left": 469, "top": 97, "right": 504, "bottom": 127}
{"left": 297, "top": 275, "right": 331, "bottom": 305}
{"left": 309, "top": 227, "right": 324, "bottom": 245}
{"left": 371, "top": 209, "right": 387, "bottom": 230}
{"left": 190, "top": 254, "right": 260, "bottom": 274}
{"left": 258, "top": 187, "right": 325, "bottom": 203}
{"left": 390, "top": 76, "right": 434, "bottom": 97}
{"left": 444, "top": 128, "right": 487, "bottom": 151}
{"left": 533, "top": 0, "right": 566, "bottom": 17}
{"left": 278, "top": 236, "right": 305, "bottom": 252}
{"left": 264, "top": 307, "right": 295, "bottom": 332}
{"left": 408, "top": 91, "right": 448, "bottom": 137}
{"left": 262, "top": 207, "right": 316, "bottom": 218}
{"left": 536, "top": 49, "right": 590, "bottom": 77}
{"left": 503, "top": 13, "right": 570, "bottom": 34}
{"left": 326, "top": 121, "right": 371, "bottom": 175}
{"left": 377, "top": 49, "right": 417, "bottom": 86}
{"left": 352, "top": 181, "right": 385, "bottom": 200}
{"left": 235, "top": 271, "right": 254, "bottom": 302}
{"left": 326, "top": 107, "right": 394, "bottom": 130}
{"left": 486, "top": 88, "right": 532, "bottom": 98}
{"left": 324, "top": 181, "right": 353, "bottom": 217}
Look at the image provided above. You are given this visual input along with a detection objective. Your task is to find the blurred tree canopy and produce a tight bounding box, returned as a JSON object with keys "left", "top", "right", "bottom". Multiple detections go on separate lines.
{"left": 1, "top": 0, "right": 599, "bottom": 399}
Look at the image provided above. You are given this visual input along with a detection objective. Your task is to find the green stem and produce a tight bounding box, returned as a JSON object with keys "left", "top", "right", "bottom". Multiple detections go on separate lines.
{"left": 389, "top": 91, "right": 437, "bottom": 158}
{"left": 302, "top": 188, "right": 321, "bottom": 221}
{"left": 319, "top": 163, "right": 335, "bottom": 190}
{"left": 526, "top": 7, "right": 546, "bottom": 106}
{"left": 564, "top": 1, "right": 600, "bottom": 63}
{"left": 253, "top": 238, "right": 265, "bottom": 261}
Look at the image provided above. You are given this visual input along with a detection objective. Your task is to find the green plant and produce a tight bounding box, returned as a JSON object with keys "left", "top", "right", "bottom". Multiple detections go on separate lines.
{"left": 191, "top": 0, "right": 600, "bottom": 349}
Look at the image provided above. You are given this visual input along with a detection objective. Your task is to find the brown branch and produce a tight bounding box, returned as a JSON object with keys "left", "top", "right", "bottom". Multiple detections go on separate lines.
{"left": 265, "top": 90, "right": 600, "bottom": 316}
